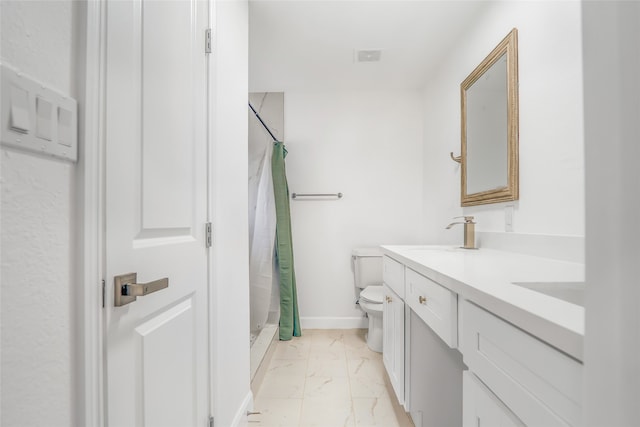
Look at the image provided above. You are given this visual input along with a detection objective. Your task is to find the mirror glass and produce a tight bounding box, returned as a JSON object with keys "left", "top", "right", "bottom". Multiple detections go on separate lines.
{"left": 466, "top": 53, "right": 508, "bottom": 194}
{"left": 461, "top": 29, "right": 518, "bottom": 206}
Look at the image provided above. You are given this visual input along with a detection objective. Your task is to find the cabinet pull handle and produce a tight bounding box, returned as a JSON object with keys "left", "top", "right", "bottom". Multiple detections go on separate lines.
{"left": 419, "top": 295, "right": 427, "bottom": 304}
{"left": 386, "top": 295, "right": 392, "bottom": 303}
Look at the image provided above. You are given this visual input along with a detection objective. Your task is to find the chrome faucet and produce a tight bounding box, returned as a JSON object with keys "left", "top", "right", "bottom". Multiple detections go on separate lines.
{"left": 446, "top": 216, "right": 477, "bottom": 249}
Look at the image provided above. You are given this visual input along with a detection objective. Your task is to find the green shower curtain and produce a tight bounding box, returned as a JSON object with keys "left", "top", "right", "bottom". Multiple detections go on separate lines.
{"left": 272, "top": 142, "right": 301, "bottom": 340}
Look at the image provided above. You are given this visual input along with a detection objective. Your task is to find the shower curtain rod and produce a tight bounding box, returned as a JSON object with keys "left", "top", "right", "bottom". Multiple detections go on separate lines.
{"left": 248, "top": 102, "right": 278, "bottom": 142}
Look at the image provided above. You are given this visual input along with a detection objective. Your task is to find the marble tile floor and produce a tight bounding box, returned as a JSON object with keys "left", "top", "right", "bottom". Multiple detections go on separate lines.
{"left": 248, "top": 329, "right": 415, "bottom": 427}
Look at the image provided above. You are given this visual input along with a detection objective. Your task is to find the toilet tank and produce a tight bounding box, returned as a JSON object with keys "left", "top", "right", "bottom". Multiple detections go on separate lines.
{"left": 352, "top": 247, "right": 383, "bottom": 289}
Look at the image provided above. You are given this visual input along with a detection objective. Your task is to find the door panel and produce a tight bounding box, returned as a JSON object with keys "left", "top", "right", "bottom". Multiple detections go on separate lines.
{"left": 137, "top": 298, "right": 197, "bottom": 427}
{"left": 104, "top": 1, "right": 209, "bottom": 426}
{"left": 141, "top": 0, "right": 195, "bottom": 231}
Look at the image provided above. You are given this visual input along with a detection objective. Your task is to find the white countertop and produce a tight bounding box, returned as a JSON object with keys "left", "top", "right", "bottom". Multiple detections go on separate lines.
{"left": 380, "top": 245, "right": 585, "bottom": 361}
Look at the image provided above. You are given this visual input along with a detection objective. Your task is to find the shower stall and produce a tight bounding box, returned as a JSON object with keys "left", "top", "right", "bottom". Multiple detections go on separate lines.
{"left": 248, "top": 92, "right": 283, "bottom": 379}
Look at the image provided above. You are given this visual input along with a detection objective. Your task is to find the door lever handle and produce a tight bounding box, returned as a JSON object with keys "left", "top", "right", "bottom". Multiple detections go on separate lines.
{"left": 122, "top": 277, "right": 168, "bottom": 296}
{"left": 114, "top": 273, "right": 169, "bottom": 307}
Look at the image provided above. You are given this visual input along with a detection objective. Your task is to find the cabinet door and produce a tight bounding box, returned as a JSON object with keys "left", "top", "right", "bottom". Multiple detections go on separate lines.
{"left": 383, "top": 284, "right": 404, "bottom": 404}
{"left": 464, "top": 372, "right": 524, "bottom": 427}
{"left": 382, "top": 284, "right": 393, "bottom": 373}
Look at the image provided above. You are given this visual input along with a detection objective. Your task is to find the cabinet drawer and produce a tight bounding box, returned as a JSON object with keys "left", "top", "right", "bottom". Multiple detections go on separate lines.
{"left": 405, "top": 268, "right": 457, "bottom": 348}
{"left": 383, "top": 256, "right": 404, "bottom": 299}
{"left": 461, "top": 300, "right": 582, "bottom": 426}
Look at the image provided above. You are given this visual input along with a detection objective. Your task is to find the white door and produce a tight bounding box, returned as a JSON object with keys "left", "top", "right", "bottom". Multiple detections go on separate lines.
{"left": 104, "top": 1, "right": 210, "bottom": 426}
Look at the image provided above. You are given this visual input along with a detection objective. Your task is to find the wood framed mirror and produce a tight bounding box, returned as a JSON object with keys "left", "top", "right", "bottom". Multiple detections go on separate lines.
{"left": 460, "top": 28, "right": 519, "bottom": 206}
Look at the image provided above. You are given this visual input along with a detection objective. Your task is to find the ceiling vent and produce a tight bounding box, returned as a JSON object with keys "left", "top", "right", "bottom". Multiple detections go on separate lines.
{"left": 356, "top": 49, "right": 382, "bottom": 62}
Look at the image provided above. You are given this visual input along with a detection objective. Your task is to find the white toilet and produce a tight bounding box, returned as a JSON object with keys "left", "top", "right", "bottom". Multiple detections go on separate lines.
{"left": 352, "top": 247, "right": 384, "bottom": 353}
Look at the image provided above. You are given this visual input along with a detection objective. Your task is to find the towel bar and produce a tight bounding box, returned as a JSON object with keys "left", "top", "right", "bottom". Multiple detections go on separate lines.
{"left": 291, "top": 193, "right": 343, "bottom": 199}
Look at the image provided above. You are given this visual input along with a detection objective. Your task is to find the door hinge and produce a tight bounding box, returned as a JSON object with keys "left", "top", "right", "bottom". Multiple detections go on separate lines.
{"left": 208, "top": 415, "right": 214, "bottom": 427}
{"left": 205, "top": 222, "right": 212, "bottom": 248}
{"left": 205, "top": 29, "right": 212, "bottom": 54}
{"left": 101, "top": 279, "right": 106, "bottom": 308}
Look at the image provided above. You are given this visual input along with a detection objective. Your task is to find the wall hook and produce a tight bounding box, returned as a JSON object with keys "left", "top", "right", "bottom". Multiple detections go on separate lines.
{"left": 450, "top": 152, "right": 462, "bottom": 163}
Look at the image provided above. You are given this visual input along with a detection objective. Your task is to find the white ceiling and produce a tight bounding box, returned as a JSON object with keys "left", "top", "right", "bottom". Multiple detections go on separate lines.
{"left": 249, "top": 1, "right": 491, "bottom": 92}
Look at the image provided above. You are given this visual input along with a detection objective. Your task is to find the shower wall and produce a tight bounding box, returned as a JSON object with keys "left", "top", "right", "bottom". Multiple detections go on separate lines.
{"left": 248, "top": 92, "right": 283, "bottom": 338}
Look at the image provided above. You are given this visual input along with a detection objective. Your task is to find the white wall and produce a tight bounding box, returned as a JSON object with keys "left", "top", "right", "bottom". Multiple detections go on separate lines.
{"left": 583, "top": 2, "right": 640, "bottom": 425}
{"left": 0, "top": 2, "right": 79, "bottom": 426}
{"left": 211, "top": 0, "right": 252, "bottom": 425}
{"left": 284, "top": 90, "right": 424, "bottom": 328}
{"left": 421, "top": 1, "right": 585, "bottom": 243}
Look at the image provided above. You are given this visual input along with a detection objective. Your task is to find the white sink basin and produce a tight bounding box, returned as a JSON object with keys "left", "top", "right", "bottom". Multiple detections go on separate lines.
{"left": 513, "top": 281, "right": 585, "bottom": 306}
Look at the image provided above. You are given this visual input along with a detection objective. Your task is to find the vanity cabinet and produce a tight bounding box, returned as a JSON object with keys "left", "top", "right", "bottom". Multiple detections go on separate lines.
{"left": 461, "top": 300, "right": 583, "bottom": 426}
{"left": 381, "top": 246, "right": 584, "bottom": 426}
{"left": 383, "top": 256, "right": 463, "bottom": 425}
{"left": 382, "top": 283, "right": 404, "bottom": 404}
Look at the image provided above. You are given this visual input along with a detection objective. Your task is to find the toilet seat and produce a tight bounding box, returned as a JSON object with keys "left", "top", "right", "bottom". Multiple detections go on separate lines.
{"left": 360, "top": 286, "right": 383, "bottom": 304}
{"left": 359, "top": 299, "right": 383, "bottom": 313}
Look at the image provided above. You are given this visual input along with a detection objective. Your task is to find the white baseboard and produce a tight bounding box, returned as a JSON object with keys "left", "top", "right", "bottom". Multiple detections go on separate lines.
{"left": 300, "top": 316, "right": 367, "bottom": 330}
{"left": 230, "top": 391, "right": 253, "bottom": 427}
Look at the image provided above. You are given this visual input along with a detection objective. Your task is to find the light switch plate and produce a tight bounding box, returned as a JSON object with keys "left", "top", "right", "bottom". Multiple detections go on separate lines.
{"left": 1, "top": 63, "right": 78, "bottom": 162}
{"left": 505, "top": 205, "right": 514, "bottom": 232}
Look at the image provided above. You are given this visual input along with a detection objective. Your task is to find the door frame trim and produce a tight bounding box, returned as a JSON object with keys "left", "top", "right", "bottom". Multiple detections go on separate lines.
{"left": 79, "top": 0, "right": 105, "bottom": 425}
